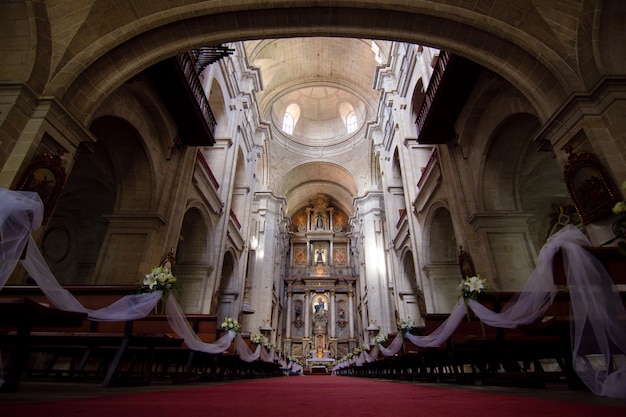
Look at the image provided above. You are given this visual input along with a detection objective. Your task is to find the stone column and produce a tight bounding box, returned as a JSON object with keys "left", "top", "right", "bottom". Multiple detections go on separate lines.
{"left": 285, "top": 289, "right": 293, "bottom": 339}
{"left": 353, "top": 191, "right": 392, "bottom": 334}
{"left": 329, "top": 289, "right": 336, "bottom": 338}
{"left": 348, "top": 289, "right": 355, "bottom": 339}
{"left": 304, "top": 289, "right": 311, "bottom": 337}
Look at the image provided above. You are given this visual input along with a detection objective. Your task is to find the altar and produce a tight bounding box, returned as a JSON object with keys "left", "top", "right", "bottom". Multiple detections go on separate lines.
{"left": 306, "top": 357, "right": 335, "bottom": 374}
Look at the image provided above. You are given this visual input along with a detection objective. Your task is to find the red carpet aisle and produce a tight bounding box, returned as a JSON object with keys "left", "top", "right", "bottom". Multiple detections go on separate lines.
{"left": 1, "top": 376, "right": 625, "bottom": 417}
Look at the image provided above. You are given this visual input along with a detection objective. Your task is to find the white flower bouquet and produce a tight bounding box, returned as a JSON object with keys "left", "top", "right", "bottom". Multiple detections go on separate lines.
{"left": 458, "top": 274, "right": 489, "bottom": 335}
{"left": 396, "top": 317, "right": 416, "bottom": 333}
{"left": 251, "top": 333, "right": 265, "bottom": 344}
{"left": 142, "top": 265, "right": 178, "bottom": 313}
{"left": 375, "top": 333, "right": 388, "bottom": 345}
{"left": 221, "top": 317, "right": 241, "bottom": 333}
{"left": 142, "top": 266, "right": 177, "bottom": 293}
{"left": 458, "top": 274, "right": 489, "bottom": 300}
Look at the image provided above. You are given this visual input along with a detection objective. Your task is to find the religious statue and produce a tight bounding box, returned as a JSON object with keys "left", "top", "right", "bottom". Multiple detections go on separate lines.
{"left": 294, "top": 304, "right": 303, "bottom": 328}
{"left": 316, "top": 214, "right": 324, "bottom": 230}
{"left": 314, "top": 297, "right": 325, "bottom": 313}
{"left": 316, "top": 248, "right": 324, "bottom": 264}
{"left": 313, "top": 296, "right": 328, "bottom": 331}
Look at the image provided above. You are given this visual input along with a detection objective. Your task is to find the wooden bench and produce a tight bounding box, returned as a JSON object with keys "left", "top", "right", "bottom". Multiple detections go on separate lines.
{"left": 0, "top": 286, "right": 219, "bottom": 386}
{"left": 0, "top": 297, "right": 88, "bottom": 391}
{"left": 336, "top": 246, "right": 626, "bottom": 388}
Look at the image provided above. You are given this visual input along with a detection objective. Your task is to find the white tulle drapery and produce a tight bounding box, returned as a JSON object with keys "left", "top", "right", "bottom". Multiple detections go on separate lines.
{"left": 164, "top": 294, "right": 235, "bottom": 354}
{"left": 0, "top": 188, "right": 163, "bottom": 320}
{"left": 235, "top": 333, "right": 262, "bottom": 362}
{"left": 335, "top": 225, "right": 626, "bottom": 399}
{"left": 260, "top": 346, "right": 276, "bottom": 363}
{"left": 378, "top": 332, "right": 404, "bottom": 357}
{"left": 364, "top": 345, "right": 380, "bottom": 363}
{"left": 285, "top": 360, "right": 303, "bottom": 375}
{"left": 0, "top": 188, "right": 268, "bottom": 385}
{"left": 232, "top": 334, "right": 277, "bottom": 363}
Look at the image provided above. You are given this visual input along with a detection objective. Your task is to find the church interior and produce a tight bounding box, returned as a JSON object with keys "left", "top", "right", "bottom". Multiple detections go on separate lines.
{"left": 1, "top": 0, "right": 626, "bottom": 406}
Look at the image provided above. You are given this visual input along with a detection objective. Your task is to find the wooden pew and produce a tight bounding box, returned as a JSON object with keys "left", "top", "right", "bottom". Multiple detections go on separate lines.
{"left": 0, "top": 297, "right": 88, "bottom": 391}
{"left": 0, "top": 286, "right": 218, "bottom": 386}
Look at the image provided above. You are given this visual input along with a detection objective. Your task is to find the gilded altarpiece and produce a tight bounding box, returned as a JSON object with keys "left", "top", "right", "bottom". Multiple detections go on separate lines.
{"left": 283, "top": 194, "right": 357, "bottom": 368}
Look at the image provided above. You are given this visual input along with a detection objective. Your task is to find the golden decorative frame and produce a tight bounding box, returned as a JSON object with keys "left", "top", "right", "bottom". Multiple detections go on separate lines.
{"left": 563, "top": 149, "right": 621, "bottom": 225}
{"left": 13, "top": 152, "right": 66, "bottom": 225}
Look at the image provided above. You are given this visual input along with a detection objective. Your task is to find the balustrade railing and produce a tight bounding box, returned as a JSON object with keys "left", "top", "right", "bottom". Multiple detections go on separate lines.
{"left": 417, "top": 148, "right": 439, "bottom": 189}
{"left": 230, "top": 208, "right": 241, "bottom": 229}
{"left": 177, "top": 52, "right": 217, "bottom": 136}
{"left": 195, "top": 149, "right": 219, "bottom": 189}
{"left": 415, "top": 51, "right": 449, "bottom": 133}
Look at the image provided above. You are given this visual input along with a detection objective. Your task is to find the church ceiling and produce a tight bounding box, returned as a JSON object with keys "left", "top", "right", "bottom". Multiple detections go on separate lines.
{"left": 244, "top": 38, "right": 390, "bottom": 216}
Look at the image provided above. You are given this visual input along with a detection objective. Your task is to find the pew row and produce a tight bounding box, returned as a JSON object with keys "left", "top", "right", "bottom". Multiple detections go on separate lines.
{"left": 340, "top": 246, "right": 626, "bottom": 389}
{"left": 0, "top": 285, "right": 280, "bottom": 389}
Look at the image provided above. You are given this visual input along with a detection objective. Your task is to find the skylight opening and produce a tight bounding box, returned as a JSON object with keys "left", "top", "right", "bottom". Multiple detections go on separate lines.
{"left": 346, "top": 111, "right": 357, "bottom": 133}
{"left": 282, "top": 112, "right": 294, "bottom": 134}
{"left": 282, "top": 103, "right": 301, "bottom": 135}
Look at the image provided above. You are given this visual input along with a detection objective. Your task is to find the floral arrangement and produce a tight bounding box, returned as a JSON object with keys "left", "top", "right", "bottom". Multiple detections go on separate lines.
{"left": 458, "top": 274, "right": 489, "bottom": 300}
{"left": 141, "top": 265, "right": 178, "bottom": 313}
{"left": 142, "top": 266, "right": 178, "bottom": 294}
{"left": 362, "top": 344, "right": 370, "bottom": 352}
{"left": 396, "top": 317, "right": 416, "bottom": 334}
{"left": 611, "top": 181, "right": 626, "bottom": 256}
{"left": 458, "top": 274, "right": 489, "bottom": 335}
{"left": 251, "top": 333, "right": 265, "bottom": 344}
{"left": 375, "top": 333, "right": 388, "bottom": 345}
{"left": 221, "top": 317, "right": 241, "bottom": 333}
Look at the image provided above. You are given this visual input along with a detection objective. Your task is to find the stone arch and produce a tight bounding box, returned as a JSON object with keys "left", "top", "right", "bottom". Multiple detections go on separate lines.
{"left": 42, "top": 133, "right": 116, "bottom": 285}
{"left": 389, "top": 148, "right": 406, "bottom": 226}
{"left": 90, "top": 116, "right": 154, "bottom": 213}
{"left": 595, "top": 0, "right": 626, "bottom": 76}
{"left": 421, "top": 204, "right": 460, "bottom": 313}
{"left": 230, "top": 144, "right": 248, "bottom": 226}
{"left": 2, "top": 1, "right": 52, "bottom": 93}
{"left": 102, "top": 81, "right": 179, "bottom": 158}
{"left": 175, "top": 206, "right": 212, "bottom": 312}
{"left": 410, "top": 77, "right": 425, "bottom": 137}
{"left": 480, "top": 112, "right": 569, "bottom": 248}
{"left": 41, "top": 115, "right": 156, "bottom": 285}
{"left": 207, "top": 78, "right": 229, "bottom": 138}
{"left": 49, "top": 5, "right": 580, "bottom": 123}
{"left": 215, "top": 250, "right": 240, "bottom": 321}
{"left": 397, "top": 250, "right": 422, "bottom": 320}
{"left": 177, "top": 206, "right": 210, "bottom": 265}
{"left": 428, "top": 207, "right": 457, "bottom": 264}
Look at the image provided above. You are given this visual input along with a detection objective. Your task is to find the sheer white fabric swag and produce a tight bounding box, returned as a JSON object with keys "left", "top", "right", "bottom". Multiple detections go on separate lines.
{"left": 335, "top": 225, "right": 626, "bottom": 400}
{"left": 0, "top": 189, "right": 237, "bottom": 362}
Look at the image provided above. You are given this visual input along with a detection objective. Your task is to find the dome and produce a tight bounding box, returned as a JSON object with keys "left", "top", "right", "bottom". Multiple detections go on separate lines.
{"left": 270, "top": 85, "right": 368, "bottom": 146}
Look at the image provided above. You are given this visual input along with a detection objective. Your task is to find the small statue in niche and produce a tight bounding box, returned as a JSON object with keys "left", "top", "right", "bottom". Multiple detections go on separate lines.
{"left": 294, "top": 304, "right": 303, "bottom": 328}
{"left": 337, "top": 307, "right": 346, "bottom": 328}
{"left": 316, "top": 248, "right": 324, "bottom": 264}
{"left": 316, "top": 214, "right": 324, "bottom": 230}
{"left": 458, "top": 245, "right": 476, "bottom": 279}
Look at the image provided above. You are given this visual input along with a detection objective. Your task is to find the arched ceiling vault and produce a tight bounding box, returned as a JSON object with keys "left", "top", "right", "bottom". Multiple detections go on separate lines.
{"left": 20, "top": 2, "right": 602, "bottom": 225}
{"left": 56, "top": 5, "right": 581, "bottom": 125}
{"left": 282, "top": 162, "right": 358, "bottom": 217}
